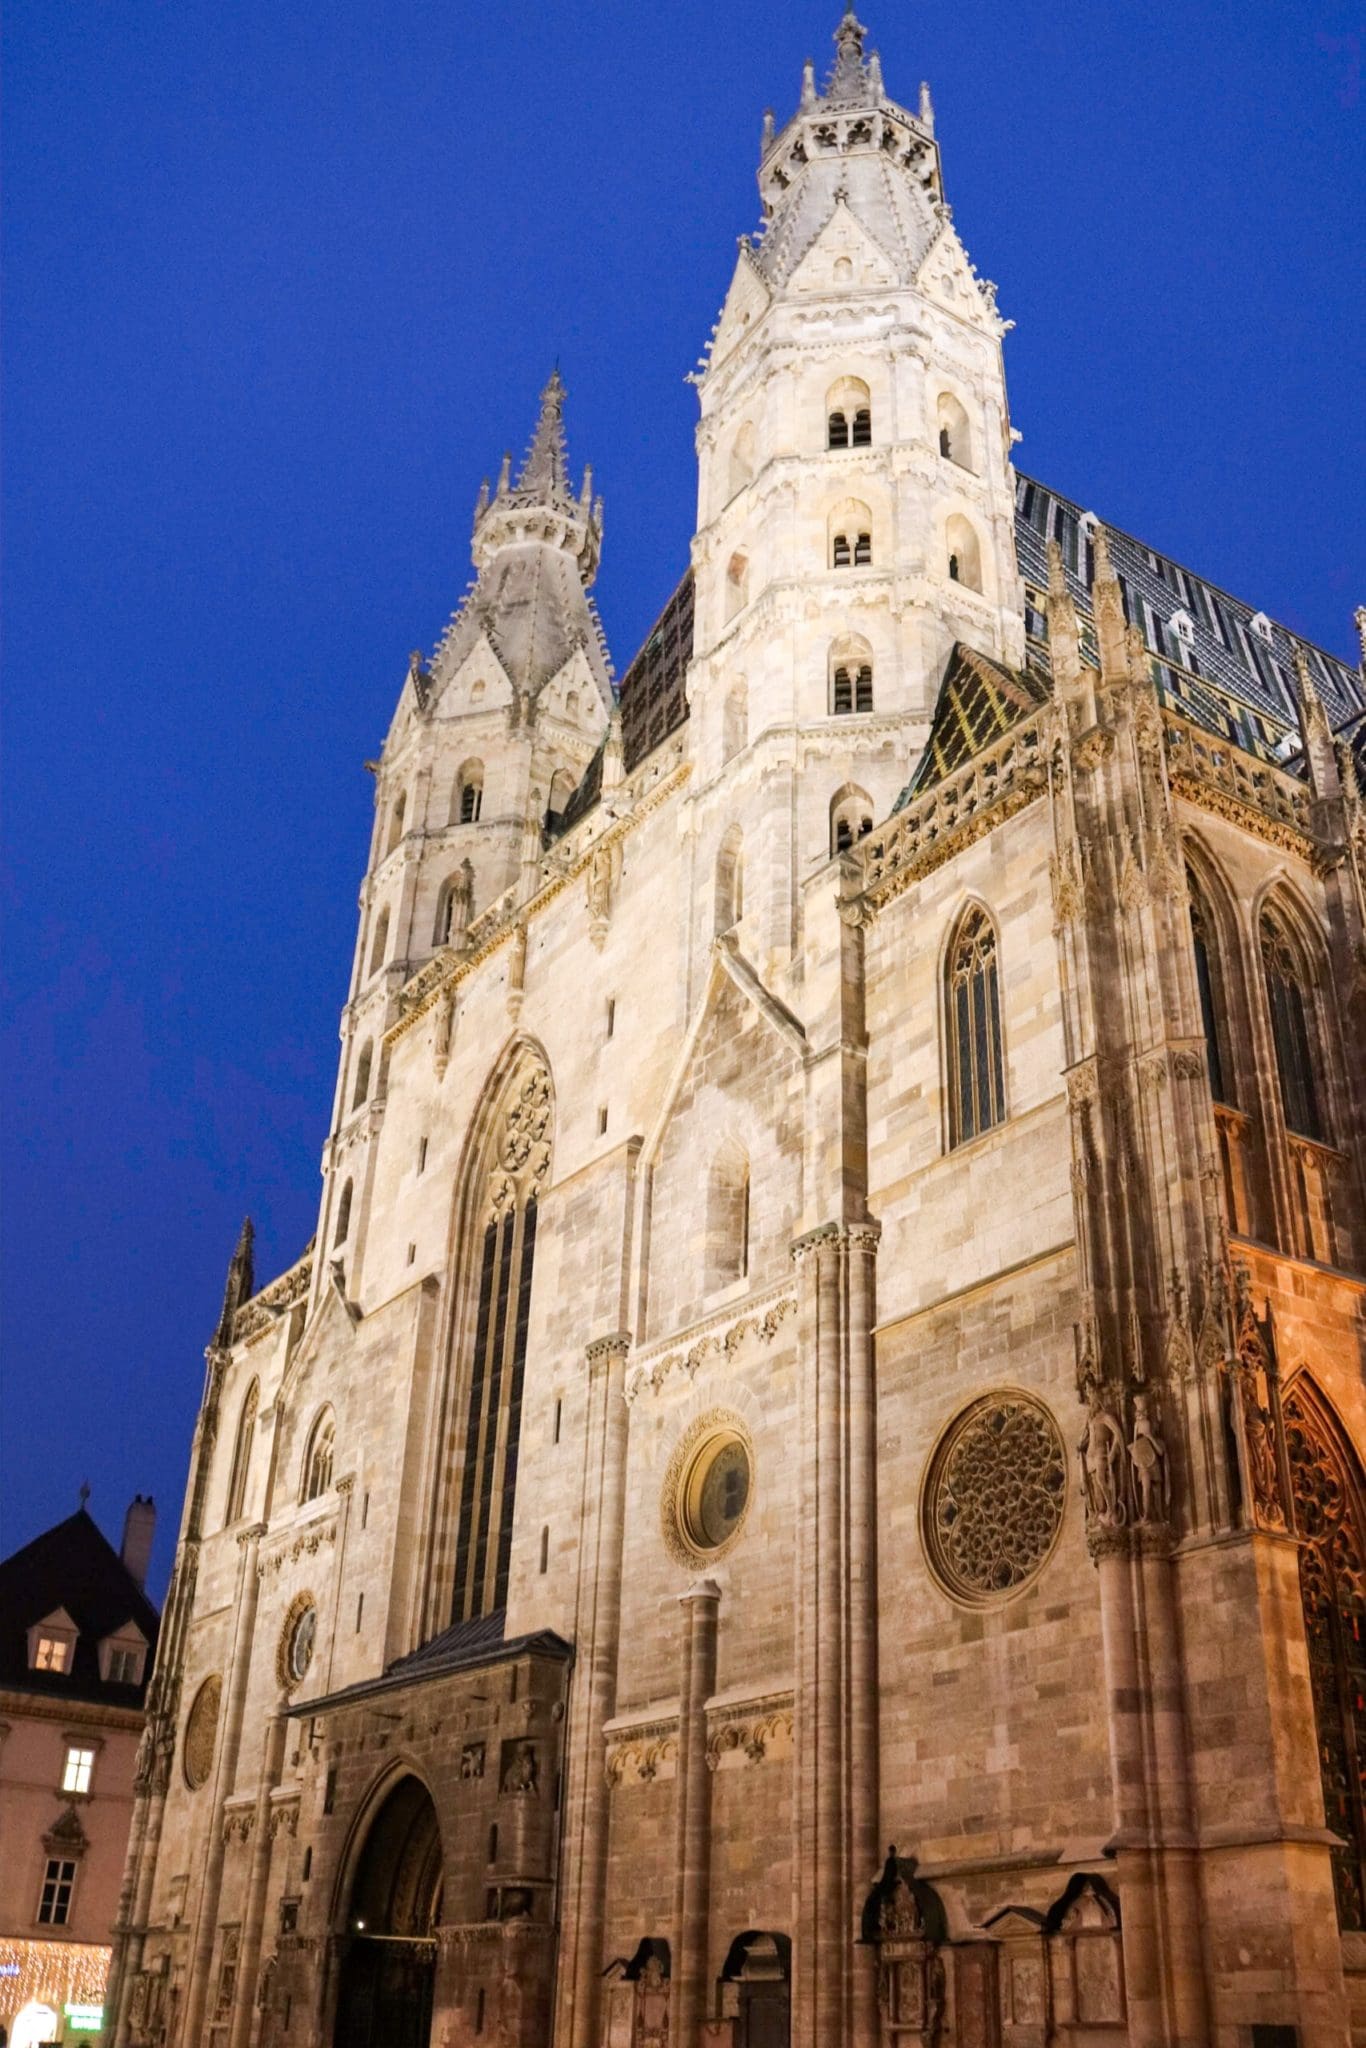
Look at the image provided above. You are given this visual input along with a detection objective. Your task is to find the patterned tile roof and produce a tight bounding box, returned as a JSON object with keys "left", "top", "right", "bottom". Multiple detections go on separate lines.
{"left": 902, "top": 642, "right": 1048, "bottom": 800}
{"left": 1015, "top": 475, "right": 1364, "bottom": 760}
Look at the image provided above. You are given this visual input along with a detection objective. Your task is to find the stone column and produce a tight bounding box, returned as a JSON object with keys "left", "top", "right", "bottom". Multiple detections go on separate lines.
{"left": 1135, "top": 1540, "right": 1209, "bottom": 2048}
{"left": 227, "top": 1704, "right": 288, "bottom": 2048}
{"left": 178, "top": 1522, "right": 265, "bottom": 2047}
{"left": 558, "top": 1332, "right": 632, "bottom": 2048}
{"left": 672, "top": 1579, "right": 720, "bottom": 2048}
{"left": 791, "top": 1222, "right": 880, "bottom": 2048}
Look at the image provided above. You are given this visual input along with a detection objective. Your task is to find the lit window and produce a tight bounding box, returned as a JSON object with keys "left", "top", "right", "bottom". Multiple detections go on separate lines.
{"left": 35, "top": 1636, "right": 71, "bottom": 1674}
{"left": 38, "top": 1858, "right": 76, "bottom": 1926}
{"left": 62, "top": 1747, "right": 95, "bottom": 1795}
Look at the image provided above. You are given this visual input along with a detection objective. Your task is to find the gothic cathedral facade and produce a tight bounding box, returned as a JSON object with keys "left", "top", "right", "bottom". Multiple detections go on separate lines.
{"left": 109, "top": 15, "right": 1366, "bottom": 2048}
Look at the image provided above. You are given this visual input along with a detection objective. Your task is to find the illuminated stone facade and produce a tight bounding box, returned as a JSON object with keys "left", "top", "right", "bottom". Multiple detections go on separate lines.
{"left": 109, "top": 13, "right": 1366, "bottom": 2048}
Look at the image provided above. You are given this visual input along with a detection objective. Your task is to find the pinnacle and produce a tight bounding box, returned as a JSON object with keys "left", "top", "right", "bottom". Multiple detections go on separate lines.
{"left": 826, "top": 7, "right": 874, "bottom": 105}
{"left": 515, "top": 368, "right": 573, "bottom": 500}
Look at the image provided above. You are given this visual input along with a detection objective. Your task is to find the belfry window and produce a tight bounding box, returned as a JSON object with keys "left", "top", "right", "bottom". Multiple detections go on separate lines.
{"left": 947, "top": 906, "right": 1006, "bottom": 1146}
{"left": 936, "top": 392, "right": 972, "bottom": 470}
{"left": 452, "top": 1062, "right": 552, "bottom": 1625}
{"left": 368, "top": 909, "right": 390, "bottom": 977}
{"left": 455, "top": 759, "right": 484, "bottom": 825}
{"left": 334, "top": 1179, "right": 353, "bottom": 1247}
{"left": 945, "top": 515, "right": 983, "bottom": 593}
{"left": 352, "top": 1041, "right": 373, "bottom": 1111}
{"left": 826, "top": 375, "right": 872, "bottom": 451}
{"left": 829, "top": 497, "right": 872, "bottom": 572}
{"left": 831, "top": 787, "right": 875, "bottom": 857}
{"left": 1260, "top": 911, "right": 1324, "bottom": 1141}
{"left": 831, "top": 664, "right": 873, "bottom": 715}
{"left": 1188, "top": 881, "right": 1233, "bottom": 1106}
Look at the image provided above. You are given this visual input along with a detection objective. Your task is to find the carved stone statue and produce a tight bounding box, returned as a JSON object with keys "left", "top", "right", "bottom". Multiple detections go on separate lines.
{"left": 1236, "top": 1367, "right": 1284, "bottom": 1526}
{"left": 1078, "top": 1377, "right": 1127, "bottom": 1527}
{"left": 1128, "top": 1392, "right": 1170, "bottom": 1525}
{"left": 501, "top": 1740, "right": 539, "bottom": 1795}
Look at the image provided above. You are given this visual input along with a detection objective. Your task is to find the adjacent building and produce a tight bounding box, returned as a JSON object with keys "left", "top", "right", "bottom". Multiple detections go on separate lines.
{"left": 107, "top": 12, "right": 1365, "bottom": 2048}
{"left": 0, "top": 1500, "right": 159, "bottom": 2047}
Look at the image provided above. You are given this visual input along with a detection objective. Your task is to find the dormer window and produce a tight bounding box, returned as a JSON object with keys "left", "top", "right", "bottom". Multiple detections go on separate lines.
{"left": 29, "top": 1609, "right": 78, "bottom": 1675}
{"left": 100, "top": 1627, "right": 148, "bottom": 1687}
{"left": 1250, "top": 611, "right": 1275, "bottom": 643}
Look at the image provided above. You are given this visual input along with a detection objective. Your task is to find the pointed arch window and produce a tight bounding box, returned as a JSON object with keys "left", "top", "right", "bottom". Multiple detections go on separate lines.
{"left": 1188, "top": 878, "right": 1234, "bottom": 1106}
{"left": 452, "top": 1062, "right": 552, "bottom": 1625}
{"left": 715, "top": 826, "right": 744, "bottom": 935}
{"left": 1260, "top": 911, "right": 1324, "bottom": 1141}
{"left": 302, "top": 1408, "right": 335, "bottom": 1503}
{"left": 455, "top": 760, "right": 484, "bottom": 825}
{"left": 1284, "top": 1384, "right": 1366, "bottom": 1931}
{"left": 385, "top": 792, "right": 406, "bottom": 857}
{"left": 936, "top": 392, "right": 973, "bottom": 471}
{"left": 947, "top": 907, "right": 1006, "bottom": 1146}
{"left": 826, "top": 376, "right": 871, "bottom": 450}
{"left": 368, "top": 909, "right": 390, "bottom": 977}
{"left": 352, "top": 1040, "right": 373, "bottom": 1111}
{"left": 224, "top": 1380, "right": 258, "bottom": 1527}
{"left": 831, "top": 786, "right": 874, "bottom": 857}
{"left": 706, "top": 1142, "right": 750, "bottom": 1294}
{"left": 334, "top": 1178, "right": 353, "bottom": 1247}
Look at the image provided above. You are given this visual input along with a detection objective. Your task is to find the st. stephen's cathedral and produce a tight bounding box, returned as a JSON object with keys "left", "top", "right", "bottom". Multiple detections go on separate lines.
{"left": 108, "top": 15, "right": 1366, "bottom": 2048}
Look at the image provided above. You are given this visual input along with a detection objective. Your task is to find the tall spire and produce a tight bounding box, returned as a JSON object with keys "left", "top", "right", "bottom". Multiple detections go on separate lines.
{"left": 516, "top": 368, "right": 572, "bottom": 501}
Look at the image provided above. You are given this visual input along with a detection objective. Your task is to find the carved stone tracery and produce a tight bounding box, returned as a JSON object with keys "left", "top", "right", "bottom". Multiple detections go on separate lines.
{"left": 922, "top": 1394, "right": 1066, "bottom": 1604}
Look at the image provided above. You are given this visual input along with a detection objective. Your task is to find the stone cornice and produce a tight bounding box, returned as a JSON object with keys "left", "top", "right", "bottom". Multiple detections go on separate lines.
{"left": 0, "top": 1688, "right": 145, "bottom": 1734}
{"left": 790, "top": 1217, "right": 883, "bottom": 1263}
{"left": 625, "top": 1281, "right": 798, "bottom": 1403}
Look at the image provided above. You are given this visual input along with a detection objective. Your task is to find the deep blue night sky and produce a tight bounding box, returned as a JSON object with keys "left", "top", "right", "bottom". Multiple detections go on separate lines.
{"left": 3, "top": 1, "right": 1363, "bottom": 1592}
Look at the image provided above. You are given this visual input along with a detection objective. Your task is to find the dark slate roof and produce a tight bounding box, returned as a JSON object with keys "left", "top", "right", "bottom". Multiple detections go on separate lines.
{"left": 0, "top": 1509, "right": 160, "bottom": 1708}
{"left": 902, "top": 643, "right": 1049, "bottom": 801}
{"left": 290, "top": 1609, "right": 572, "bottom": 1718}
{"left": 1015, "top": 474, "right": 1364, "bottom": 755}
{"left": 617, "top": 569, "right": 693, "bottom": 773}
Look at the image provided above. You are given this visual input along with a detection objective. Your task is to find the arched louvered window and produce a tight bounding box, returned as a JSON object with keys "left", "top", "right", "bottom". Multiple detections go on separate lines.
{"left": 368, "top": 909, "right": 390, "bottom": 977}
{"left": 385, "top": 792, "right": 406, "bottom": 856}
{"left": 334, "top": 1178, "right": 353, "bottom": 1247}
{"left": 224, "top": 1380, "right": 258, "bottom": 1526}
{"left": 830, "top": 786, "right": 874, "bottom": 858}
{"left": 827, "top": 376, "right": 871, "bottom": 450}
{"left": 947, "top": 907, "right": 1006, "bottom": 1146}
{"left": 1284, "top": 1383, "right": 1366, "bottom": 1931}
{"left": 452, "top": 1060, "right": 552, "bottom": 1625}
{"left": 1188, "top": 879, "right": 1234, "bottom": 1106}
{"left": 1260, "top": 911, "right": 1324, "bottom": 1141}
{"left": 352, "top": 1041, "right": 373, "bottom": 1111}
{"left": 302, "top": 1408, "right": 335, "bottom": 1503}
{"left": 455, "top": 760, "right": 484, "bottom": 825}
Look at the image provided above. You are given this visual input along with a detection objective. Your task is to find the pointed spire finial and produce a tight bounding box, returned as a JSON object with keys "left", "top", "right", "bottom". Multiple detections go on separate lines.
{"left": 212, "top": 1215, "right": 255, "bottom": 1350}
{"left": 826, "top": 9, "right": 872, "bottom": 104}
{"left": 1355, "top": 604, "right": 1366, "bottom": 675}
{"left": 1289, "top": 639, "right": 1341, "bottom": 800}
{"left": 919, "top": 81, "right": 935, "bottom": 130}
{"left": 516, "top": 367, "right": 572, "bottom": 499}
{"left": 79, "top": 1480, "right": 91, "bottom": 1511}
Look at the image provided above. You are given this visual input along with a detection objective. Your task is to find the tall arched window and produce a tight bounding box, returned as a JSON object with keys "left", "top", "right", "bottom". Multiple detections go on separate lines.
{"left": 455, "top": 760, "right": 484, "bottom": 825}
{"left": 728, "top": 422, "right": 756, "bottom": 499}
{"left": 714, "top": 826, "right": 744, "bottom": 935}
{"left": 302, "top": 1408, "right": 335, "bottom": 1503}
{"left": 385, "top": 792, "right": 406, "bottom": 856}
{"left": 722, "top": 682, "right": 748, "bottom": 765}
{"left": 829, "top": 635, "right": 874, "bottom": 715}
{"left": 435, "top": 867, "right": 472, "bottom": 947}
{"left": 1260, "top": 910, "right": 1324, "bottom": 1141}
{"left": 827, "top": 376, "right": 871, "bottom": 450}
{"left": 706, "top": 1140, "right": 750, "bottom": 1293}
{"left": 936, "top": 392, "right": 973, "bottom": 470}
{"left": 352, "top": 1040, "right": 373, "bottom": 1111}
{"left": 724, "top": 553, "right": 749, "bottom": 625}
{"left": 368, "top": 909, "right": 390, "bottom": 977}
{"left": 1188, "top": 875, "right": 1234, "bottom": 1105}
{"left": 334, "top": 1178, "right": 353, "bottom": 1247}
{"left": 830, "top": 786, "right": 874, "bottom": 857}
{"left": 947, "top": 907, "right": 1006, "bottom": 1146}
{"left": 224, "top": 1380, "right": 258, "bottom": 1527}
{"left": 451, "top": 1058, "right": 553, "bottom": 1624}
{"left": 945, "top": 515, "right": 983, "bottom": 593}
{"left": 1284, "top": 1382, "right": 1366, "bottom": 1931}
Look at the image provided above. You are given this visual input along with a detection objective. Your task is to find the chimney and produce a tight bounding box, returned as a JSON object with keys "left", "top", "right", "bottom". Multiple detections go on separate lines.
{"left": 121, "top": 1495, "right": 156, "bottom": 1592}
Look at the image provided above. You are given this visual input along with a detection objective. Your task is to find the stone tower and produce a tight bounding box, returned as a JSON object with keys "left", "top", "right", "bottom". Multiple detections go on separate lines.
{"left": 318, "top": 372, "right": 614, "bottom": 1300}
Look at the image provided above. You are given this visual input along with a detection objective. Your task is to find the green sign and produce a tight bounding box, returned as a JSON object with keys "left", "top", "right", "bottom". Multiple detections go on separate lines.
{"left": 65, "top": 2003, "right": 104, "bottom": 2031}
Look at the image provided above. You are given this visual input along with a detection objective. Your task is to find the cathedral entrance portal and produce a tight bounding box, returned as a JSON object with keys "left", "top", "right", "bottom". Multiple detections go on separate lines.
{"left": 333, "top": 1776, "right": 442, "bottom": 2048}
{"left": 719, "top": 1932, "right": 791, "bottom": 2048}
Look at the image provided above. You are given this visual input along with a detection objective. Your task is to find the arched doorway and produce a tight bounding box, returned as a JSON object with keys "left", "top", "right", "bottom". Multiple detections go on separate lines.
{"left": 334, "top": 1776, "right": 443, "bottom": 2048}
{"left": 719, "top": 1931, "right": 791, "bottom": 2048}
